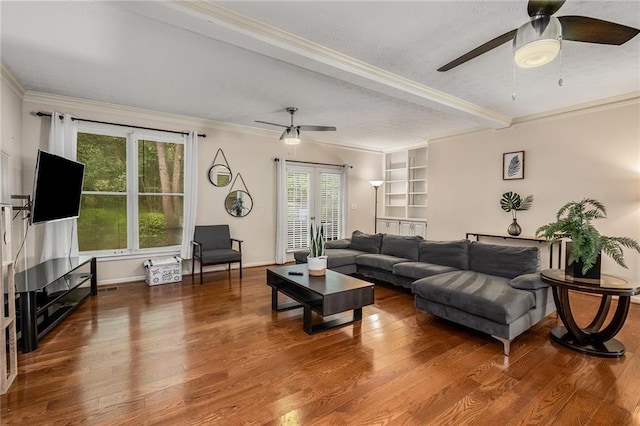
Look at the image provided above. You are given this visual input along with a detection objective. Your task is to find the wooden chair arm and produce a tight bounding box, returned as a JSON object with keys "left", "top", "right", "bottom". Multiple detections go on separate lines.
{"left": 230, "top": 238, "right": 243, "bottom": 252}
{"left": 191, "top": 240, "right": 203, "bottom": 258}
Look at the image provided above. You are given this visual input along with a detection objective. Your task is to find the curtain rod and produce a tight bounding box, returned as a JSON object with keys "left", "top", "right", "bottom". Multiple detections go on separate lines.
{"left": 36, "top": 112, "right": 206, "bottom": 138}
{"left": 274, "top": 158, "right": 352, "bottom": 169}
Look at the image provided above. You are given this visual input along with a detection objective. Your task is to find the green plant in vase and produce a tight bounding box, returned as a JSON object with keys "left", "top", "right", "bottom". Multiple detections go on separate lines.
{"left": 308, "top": 224, "right": 327, "bottom": 276}
{"left": 309, "top": 223, "right": 325, "bottom": 257}
{"left": 500, "top": 191, "right": 533, "bottom": 236}
{"left": 536, "top": 198, "right": 640, "bottom": 278}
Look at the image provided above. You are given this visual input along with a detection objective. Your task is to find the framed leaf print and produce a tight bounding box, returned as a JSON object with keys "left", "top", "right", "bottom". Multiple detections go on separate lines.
{"left": 503, "top": 151, "right": 525, "bottom": 180}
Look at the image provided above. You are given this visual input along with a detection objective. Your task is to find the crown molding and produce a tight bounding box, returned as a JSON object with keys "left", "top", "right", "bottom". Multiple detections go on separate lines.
{"left": 21, "top": 90, "right": 383, "bottom": 154}
{"left": 147, "top": 1, "right": 510, "bottom": 129}
{"left": 512, "top": 92, "right": 640, "bottom": 125}
{"left": 383, "top": 141, "right": 429, "bottom": 154}
{"left": 304, "top": 137, "right": 384, "bottom": 154}
{"left": 428, "top": 93, "right": 640, "bottom": 143}
{"left": 1, "top": 64, "right": 26, "bottom": 98}
{"left": 427, "top": 125, "right": 489, "bottom": 144}
{"left": 23, "top": 90, "right": 276, "bottom": 136}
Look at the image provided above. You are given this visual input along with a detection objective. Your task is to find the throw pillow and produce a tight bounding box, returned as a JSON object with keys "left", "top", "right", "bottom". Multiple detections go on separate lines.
{"left": 509, "top": 273, "right": 549, "bottom": 290}
{"left": 350, "top": 230, "right": 383, "bottom": 253}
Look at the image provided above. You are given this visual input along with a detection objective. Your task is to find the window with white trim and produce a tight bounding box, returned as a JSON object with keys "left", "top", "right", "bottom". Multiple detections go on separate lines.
{"left": 76, "top": 126, "right": 185, "bottom": 255}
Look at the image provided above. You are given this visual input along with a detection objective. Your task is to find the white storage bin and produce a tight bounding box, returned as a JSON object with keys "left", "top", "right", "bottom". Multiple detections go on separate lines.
{"left": 143, "top": 256, "right": 182, "bottom": 286}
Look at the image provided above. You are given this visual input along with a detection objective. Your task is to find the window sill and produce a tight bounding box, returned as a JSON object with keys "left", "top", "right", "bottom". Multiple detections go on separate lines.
{"left": 82, "top": 248, "right": 181, "bottom": 262}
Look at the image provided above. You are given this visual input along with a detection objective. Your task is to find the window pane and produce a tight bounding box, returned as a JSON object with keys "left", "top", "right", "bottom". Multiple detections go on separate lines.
{"left": 138, "top": 195, "right": 183, "bottom": 248}
{"left": 77, "top": 133, "right": 127, "bottom": 192}
{"left": 78, "top": 194, "right": 127, "bottom": 251}
{"left": 138, "top": 140, "right": 184, "bottom": 194}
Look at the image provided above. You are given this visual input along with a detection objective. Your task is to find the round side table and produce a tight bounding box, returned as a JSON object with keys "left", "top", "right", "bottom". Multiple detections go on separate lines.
{"left": 541, "top": 269, "right": 640, "bottom": 358}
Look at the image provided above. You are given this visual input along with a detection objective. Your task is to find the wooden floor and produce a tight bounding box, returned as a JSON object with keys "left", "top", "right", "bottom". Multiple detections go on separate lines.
{"left": 2, "top": 265, "right": 640, "bottom": 425}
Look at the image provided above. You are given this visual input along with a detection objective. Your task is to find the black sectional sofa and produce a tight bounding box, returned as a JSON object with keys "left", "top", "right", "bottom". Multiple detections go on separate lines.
{"left": 294, "top": 230, "right": 556, "bottom": 355}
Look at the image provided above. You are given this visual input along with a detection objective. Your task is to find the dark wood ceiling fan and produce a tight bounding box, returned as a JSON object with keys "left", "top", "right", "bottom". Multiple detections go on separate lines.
{"left": 438, "top": 0, "right": 640, "bottom": 72}
{"left": 255, "top": 107, "right": 336, "bottom": 144}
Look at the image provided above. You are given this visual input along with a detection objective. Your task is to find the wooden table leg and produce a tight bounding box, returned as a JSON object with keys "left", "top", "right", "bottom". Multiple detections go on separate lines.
{"left": 551, "top": 287, "right": 628, "bottom": 357}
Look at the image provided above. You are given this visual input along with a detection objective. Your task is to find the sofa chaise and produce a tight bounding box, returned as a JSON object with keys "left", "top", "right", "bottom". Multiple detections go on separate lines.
{"left": 294, "top": 230, "right": 556, "bottom": 355}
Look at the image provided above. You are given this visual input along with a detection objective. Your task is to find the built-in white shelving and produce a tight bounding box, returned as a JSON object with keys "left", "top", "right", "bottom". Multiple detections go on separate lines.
{"left": 1, "top": 204, "right": 18, "bottom": 394}
{"left": 382, "top": 146, "right": 428, "bottom": 222}
{"left": 378, "top": 146, "right": 427, "bottom": 237}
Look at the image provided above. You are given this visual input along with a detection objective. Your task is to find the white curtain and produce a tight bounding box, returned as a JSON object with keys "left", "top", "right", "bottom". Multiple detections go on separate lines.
{"left": 41, "top": 113, "right": 78, "bottom": 261}
{"left": 341, "top": 165, "right": 350, "bottom": 238}
{"left": 275, "top": 158, "right": 287, "bottom": 264}
{"left": 180, "top": 131, "right": 199, "bottom": 259}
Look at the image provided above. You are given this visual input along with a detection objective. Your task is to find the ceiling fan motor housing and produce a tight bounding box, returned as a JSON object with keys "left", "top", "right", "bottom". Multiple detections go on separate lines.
{"left": 514, "top": 16, "right": 562, "bottom": 68}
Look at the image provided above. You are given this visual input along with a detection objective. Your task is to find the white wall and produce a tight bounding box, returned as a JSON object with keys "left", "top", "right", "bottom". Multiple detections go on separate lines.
{"left": 1, "top": 73, "right": 25, "bottom": 264}
{"left": 427, "top": 99, "right": 640, "bottom": 283}
{"left": 1, "top": 75, "right": 23, "bottom": 200}
{"left": 19, "top": 92, "right": 382, "bottom": 283}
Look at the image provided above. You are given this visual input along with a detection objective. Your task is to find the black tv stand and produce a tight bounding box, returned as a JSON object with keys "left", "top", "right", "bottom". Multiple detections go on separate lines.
{"left": 14, "top": 257, "right": 97, "bottom": 353}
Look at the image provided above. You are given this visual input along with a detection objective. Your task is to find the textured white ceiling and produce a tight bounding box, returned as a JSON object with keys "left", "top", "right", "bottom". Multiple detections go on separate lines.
{"left": 1, "top": 1, "right": 638, "bottom": 151}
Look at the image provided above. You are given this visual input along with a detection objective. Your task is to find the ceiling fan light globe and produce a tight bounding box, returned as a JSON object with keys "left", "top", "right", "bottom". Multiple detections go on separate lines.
{"left": 515, "top": 39, "right": 560, "bottom": 68}
{"left": 283, "top": 127, "right": 300, "bottom": 145}
{"left": 514, "top": 16, "right": 562, "bottom": 68}
{"left": 284, "top": 136, "right": 301, "bottom": 145}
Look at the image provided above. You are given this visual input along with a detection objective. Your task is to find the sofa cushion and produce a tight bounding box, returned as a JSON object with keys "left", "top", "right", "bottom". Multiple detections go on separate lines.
{"left": 356, "top": 253, "right": 408, "bottom": 272}
{"left": 510, "top": 273, "right": 549, "bottom": 290}
{"left": 381, "top": 234, "right": 422, "bottom": 261}
{"left": 411, "top": 270, "right": 536, "bottom": 325}
{"left": 350, "top": 230, "right": 383, "bottom": 254}
{"left": 469, "top": 242, "right": 539, "bottom": 279}
{"left": 293, "top": 249, "right": 310, "bottom": 264}
{"left": 325, "top": 239, "right": 351, "bottom": 249}
{"left": 393, "top": 262, "right": 459, "bottom": 280}
{"left": 293, "top": 248, "right": 364, "bottom": 268}
{"left": 419, "top": 239, "right": 470, "bottom": 270}
{"left": 325, "top": 249, "right": 365, "bottom": 268}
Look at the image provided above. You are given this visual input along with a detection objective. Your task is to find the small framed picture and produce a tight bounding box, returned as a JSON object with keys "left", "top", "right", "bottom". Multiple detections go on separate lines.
{"left": 503, "top": 151, "right": 525, "bottom": 180}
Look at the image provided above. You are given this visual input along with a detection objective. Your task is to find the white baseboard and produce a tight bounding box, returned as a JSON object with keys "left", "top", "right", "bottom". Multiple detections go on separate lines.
{"left": 96, "top": 260, "right": 275, "bottom": 286}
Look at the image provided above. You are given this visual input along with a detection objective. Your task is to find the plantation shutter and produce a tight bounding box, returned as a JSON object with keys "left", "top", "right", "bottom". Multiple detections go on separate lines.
{"left": 282, "top": 162, "right": 345, "bottom": 252}
{"left": 287, "top": 169, "right": 311, "bottom": 250}
{"left": 319, "top": 171, "right": 342, "bottom": 241}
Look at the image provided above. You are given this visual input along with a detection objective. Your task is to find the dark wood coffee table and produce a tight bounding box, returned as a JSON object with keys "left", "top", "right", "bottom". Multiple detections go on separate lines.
{"left": 266, "top": 264, "right": 375, "bottom": 334}
{"left": 541, "top": 269, "right": 640, "bottom": 357}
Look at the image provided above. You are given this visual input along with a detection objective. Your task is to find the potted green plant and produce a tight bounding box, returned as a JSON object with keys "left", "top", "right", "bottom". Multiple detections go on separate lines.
{"left": 307, "top": 224, "right": 327, "bottom": 276}
{"left": 536, "top": 198, "right": 640, "bottom": 279}
{"left": 500, "top": 191, "right": 533, "bottom": 236}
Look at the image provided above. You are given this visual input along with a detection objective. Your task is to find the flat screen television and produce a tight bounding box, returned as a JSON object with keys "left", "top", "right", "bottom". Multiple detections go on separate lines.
{"left": 31, "top": 150, "right": 85, "bottom": 224}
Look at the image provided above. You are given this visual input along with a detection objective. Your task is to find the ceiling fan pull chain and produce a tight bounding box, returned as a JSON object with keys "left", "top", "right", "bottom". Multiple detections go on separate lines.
{"left": 558, "top": 44, "right": 564, "bottom": 87}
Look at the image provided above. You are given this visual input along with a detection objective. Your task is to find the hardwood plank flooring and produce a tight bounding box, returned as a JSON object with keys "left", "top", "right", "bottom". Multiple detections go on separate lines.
{"left": 2, "top": 265, "right": 640, "bottom": 425}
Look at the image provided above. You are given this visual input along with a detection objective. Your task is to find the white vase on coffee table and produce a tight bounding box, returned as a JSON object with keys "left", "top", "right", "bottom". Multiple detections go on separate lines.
{"left": 307, "top": 256, "right": 327, "bottom": 276}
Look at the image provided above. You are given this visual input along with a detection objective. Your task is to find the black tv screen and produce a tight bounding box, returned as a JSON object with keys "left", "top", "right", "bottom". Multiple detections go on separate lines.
{"left": 31, "top": 150, "right": 85, "bottom": 224}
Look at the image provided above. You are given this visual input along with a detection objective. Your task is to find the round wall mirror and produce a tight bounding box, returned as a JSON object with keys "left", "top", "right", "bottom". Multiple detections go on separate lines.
{"left": 225, "top": 190, "right": 253, "bottom": 217}
{"left": 208, "top": 164, "right": 232, "bottom": 187}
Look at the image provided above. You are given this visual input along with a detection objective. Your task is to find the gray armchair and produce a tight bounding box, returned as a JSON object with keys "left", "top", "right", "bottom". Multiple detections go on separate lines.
{"left": 191, "top": 225, "right": 243, "bottom": 284}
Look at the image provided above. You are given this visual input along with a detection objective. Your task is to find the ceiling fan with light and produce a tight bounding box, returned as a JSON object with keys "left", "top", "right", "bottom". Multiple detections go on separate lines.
{"left": 437, "top": 0, "right": 640, "bottom": 72}
{"left": 255, "top": 107, "right": 336, "bottom": 145}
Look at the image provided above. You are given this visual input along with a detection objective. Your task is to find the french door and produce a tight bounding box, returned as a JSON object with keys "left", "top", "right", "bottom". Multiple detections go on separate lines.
{"left": 286, "top": 164, "right": 345, "bottom": 251}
